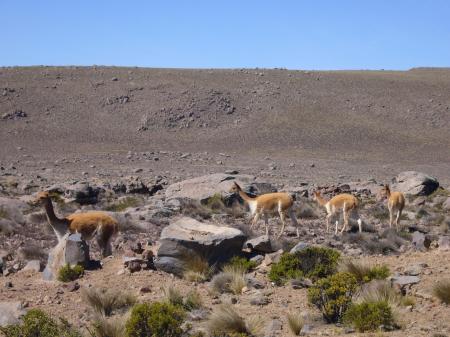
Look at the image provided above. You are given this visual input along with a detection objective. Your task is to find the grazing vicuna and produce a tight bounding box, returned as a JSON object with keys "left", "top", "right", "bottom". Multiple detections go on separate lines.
{"left": 33, "top": 191, "right": 118, "bottom": 257}
{"left": 378, "top": 184, "right": 405, "bottom": 229}
{"left": 229, "top": 182, "right": 299, "bottom": 238}
{"left": 312, "top": 191, "right": 362, "bottom": 234}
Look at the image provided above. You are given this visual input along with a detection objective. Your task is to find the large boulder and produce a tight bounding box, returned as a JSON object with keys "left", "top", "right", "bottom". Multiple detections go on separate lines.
{"left": 111, "top": 176, "right": 163, "bottom": 195}
{"left": 43, "top": 233, "right": 89, "bottom": 281}
{"left": 392, "top": 171, "right": 439, "bottom": 196}
{"left": 0, "top": 301, "right": 27, "bottom": 327}
{"left": 165, "top": 173, "right": 275, "bottom": 204}
{"left": 155, "top": 217, "right": 247, "bottom": 276}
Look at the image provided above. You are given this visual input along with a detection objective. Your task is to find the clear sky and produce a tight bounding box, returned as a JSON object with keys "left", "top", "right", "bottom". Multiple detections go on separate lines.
{"left": 1, "top": 0, "right": 449, "bottom": 70}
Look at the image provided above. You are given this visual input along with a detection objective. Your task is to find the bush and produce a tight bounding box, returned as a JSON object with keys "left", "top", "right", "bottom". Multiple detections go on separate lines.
{"left": 57, "top": 264, "right": 84, "bottom": 282}
{"left": 269, "top": 246, "right": 340, "bottom": 285}
{"left": 182, "top": 254, "right": 213, "bottom": 283}
{"left": 162, "top": 286, "right": 202, "bottom": 311}
{"left": 125, "top": 302, "right": 185, "bottom": 337}
{"left": 0, "top": 309, "right": 82, "bottom": 337}
{"left": 433, "top": 280, "right": 450, "bottom": 304}
{"left": 339, "top": 260, "right": 390, "bottom": 283}
{"left": 225, "top": 256, "right": 257, "bottom": 273}
{"left": 89, "top": 315, "right": 126, "bottom": 337}
{"left": 343, "top": 301, "right": 395, "bottom": 332}
{"left": 308, "top": 272, "right": 358, "bottom": 323}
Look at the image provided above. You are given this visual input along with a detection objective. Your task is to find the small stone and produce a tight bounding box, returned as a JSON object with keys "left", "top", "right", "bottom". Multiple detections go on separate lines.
{"left": 140, "top": 286, "right": 151, "bottom": 293}
{"left": 5, "top": 281, "right": 13, "bottom": 288}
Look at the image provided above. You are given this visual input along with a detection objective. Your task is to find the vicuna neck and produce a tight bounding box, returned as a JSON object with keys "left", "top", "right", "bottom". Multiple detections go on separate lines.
{"left": 237, "top": 189, "right": 255, "bottom": 203}
{"left": 385, "top": 187, "right": 391, "bottom": 197}
{"left": 315, "top": 194, "right": 328, "bottom": 206}
{"left": 43, "top": 198, "right": 69, "bottom": 240}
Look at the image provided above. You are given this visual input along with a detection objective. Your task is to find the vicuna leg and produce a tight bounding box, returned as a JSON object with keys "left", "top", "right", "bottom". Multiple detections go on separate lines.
{"left": 277, "top": 211, "right": 287, "bottom": 239}
{"left": 395, "top": 208, "right": 401, "bottom": 230}
{"left": 289, "top": 209, "right": 300, "bottom": 238}
{"left": 388, "top": 204, "right": 393, "bottom": 228}
{"left": 340, "top": 209, "right": 349, "bottom": 234}
{"left": 96, "top": 226, "right": 113, "bottom": 258}
{"left": 250, "top": 212, "right": 260, "bottom": 230}
{"left": 264, "top": 213, "right": 269, "bottom": 236}
{"left": 326, "top": 213, "right": 332, "bottom": 232}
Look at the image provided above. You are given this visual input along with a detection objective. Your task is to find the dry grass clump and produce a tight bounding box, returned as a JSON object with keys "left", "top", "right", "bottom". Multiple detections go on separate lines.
{"left": 183, "top": 253, "right": 214, "bottom": 282}
{"left": 82, "top": 287, "right": 136, "bottom": 317}
{"left": 286, "top": 312, "right": 304, "bottom": 335}
{"left": 163, "top": 285, "right": 203, "bottom": 311}
{"left": 339, "top": 260, "right": 390, "bottom": 283}
{"left": 433, "top": 280, "right": 450, "bottom": 304}
{"left": 294, "top": 199, "right": 320, "bottom": 219}
{"left": 210, "top": 265, "right": 247, "bottom": 295}
{"left": 180, "top": 198, "right": 213, "bottom": 219}
{"left": 88, "top": 315, "right": 127, "bottom": 337}
{"left": 106, "top": 196, "right": 141, "bottom": 212}
{"left": 207, "top": 305, "right": 263, "bottom": 337}
{"left": 358, "top": 280, "right": 414, "bottom": 309}
{"left": 18, "top": 245, "right": 47, "bottom": 261}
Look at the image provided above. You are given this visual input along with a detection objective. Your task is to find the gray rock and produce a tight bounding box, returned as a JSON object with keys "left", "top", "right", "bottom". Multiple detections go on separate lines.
{"left": 112, "top": 176, "right": 163, "bottom": 195}
{"left": 43, "top": 233, "right": 89, "bottom": 281}
{"left": 265, "top": 319, "right": 283, "bottom": 337}
{"left": 0, "top": 301, "right": 27, "bottom": 327}
{"left": 155, "top": 217, "right": 246, "bottom": 276}
{"left": 245, "top": 235, "right": 273, "bottom": 253}
{"left": 165, "top": 173, "right": 253, "bottom": 202}
{"left": 392, "top": 275, "right": 421, "bottom": 287}
{"left": 23, "top": 260, "right": 42, "bottom": 273}
{"left": 442, "top": 197, "right": 450, "bottom": 211}
{"left": 392, "top": 171, "right": 439, "bottom": 196}
{"left": 62, "top": 182, "right": 102, "bottom": 204}
{"left": 412, "top": 232, "right": 431, "bottom": 251}
{"left": 0, "top": 219, "right": 16, "bottom": 234}
{"left": 250, "top": 293, "right": 270, "bottom": 306}
{"left": 290, "top": 241, "right": 310, "bottom": 254}
{"left": 438, "top": 236, "right": 450, "bottom": 251}
{"left": 250, "top": 255, "right": 264, "bottom": 265}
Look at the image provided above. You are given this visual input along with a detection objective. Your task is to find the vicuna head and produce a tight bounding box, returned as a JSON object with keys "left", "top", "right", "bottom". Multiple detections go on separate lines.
{"left": 32, "top": 191, "right": 52, "bottom": 206}
{"left": 229, "top": 182, "right": 242, "bottom": 194}
{"left": 377, "top": 184, "right": 391, "bottom": 201}
{"left": 312, "top": 190, "right": 322, "bottom": 201}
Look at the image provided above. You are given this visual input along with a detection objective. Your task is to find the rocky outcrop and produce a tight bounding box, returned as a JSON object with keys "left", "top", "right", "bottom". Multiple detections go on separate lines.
{"left": 392, "top": 171, "right": 439, "bottom": 196}
{"left": 43, "top": 233, "right": 90, "bottom": 281}
{"left": 155, "top": 217, "right": 246, "bottom": 276}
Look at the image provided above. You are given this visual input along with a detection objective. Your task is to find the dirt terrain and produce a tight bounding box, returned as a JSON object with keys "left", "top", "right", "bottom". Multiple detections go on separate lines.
{"left": 1, "top": 67, "right": 450, "bottom": 186}
{"left": 1, "top": 67, "right": 450, "bottom": 337}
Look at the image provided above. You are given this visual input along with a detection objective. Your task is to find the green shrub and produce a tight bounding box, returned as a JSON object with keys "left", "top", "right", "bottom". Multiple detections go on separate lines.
{"left": 226, "top": 256, "right": 257, "bottom": 273}
{"left": 0, "top": 309, "right": 82, "bottom": 337}
{"left": 125, "top": 302, "right": 185, "bottom": 337}
{"left": 269, "top": 246, "right": 340, "bottom": 285}
{"left": 308, "top": 272, "right": 358, "bottom": 323}
{"left": 57, "top": 264, "right": 84, "bottom": 282}
{"left": 205, "top": 193, "right": 226, "bottom": 211}
{"left": 343, "top": 301, "right": 395, "bottom": 332}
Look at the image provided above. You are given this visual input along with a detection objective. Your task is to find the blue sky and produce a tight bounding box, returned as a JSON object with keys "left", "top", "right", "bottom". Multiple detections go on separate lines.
{"left": 1, "top": 1, "right": 449, "bottom": 70}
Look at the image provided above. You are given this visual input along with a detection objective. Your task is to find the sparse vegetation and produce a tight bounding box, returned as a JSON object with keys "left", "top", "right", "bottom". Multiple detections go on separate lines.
{"left": 269, "top": 246, "right": 340, "bottom": 285}
{"left": 82, "top": 287, "right": 136, "bottom": 316}
{"left": 339, "top": 260, "right": 390, "bottom": 283}
{"left": 180, "top": 198, "right": 213, "bottom": 219}
{"left": 205, "top": 193, "right": 226, "bottom": 211}
{"left": 308, "top": 272, "right": 358, "bottom": 323}
{"left": 207, "top": 305, "right": 263, "bottom": 337}
{"left": 0, "top": 206, "right": 9, "bottom": 219}
{"left": 225, "top": 256, "right": 257, "bottom": 273}
{"left": 210, "top": 265, "right": 247, "bottom": 295}
{"left": 88, "top": 315, "right": 127, "bottom": 337}
{"left": 162, "top": 286, "right": 202, "bottom": 311}
{"left": 0, "top": 309, "right": 82, "bottom": 337}
{"left": 106, "top": 197, "right": 141, "bottom": 212}
{"left": 125, "top": 302, "right": 185, "bottom": 337}
{"left": 57, "top": 263, "right": 84, "bottom": 282}
{"left": 358, "top": 280, "right": 413, "bottom": 308}
{"left": 286, "top": 312, "right": 304, "bottom": 335}
{"left": 343, "top": 300, "right": 395, "bottom": 332}
{"left": 182, "top": 253, "right": 213, "bottom": 282}
{"left": 433, "top": 280, "right": 450, "bottom": 304}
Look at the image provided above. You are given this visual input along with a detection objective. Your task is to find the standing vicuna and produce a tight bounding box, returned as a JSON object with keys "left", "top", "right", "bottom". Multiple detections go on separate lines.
{"left": 378, "top": 184, "right": 405, "bottom": 229}
{"left": 229, "top": 182, "right": 299, "bottom": 238}
{"left": 33, "top": 191, "right": 118, "bottom": 257}
{"left": 312, "top": 191, "right": 362, "bottom": 234}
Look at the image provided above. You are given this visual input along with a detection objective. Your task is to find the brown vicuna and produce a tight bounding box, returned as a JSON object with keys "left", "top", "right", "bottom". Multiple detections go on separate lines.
{"left": 312, "top": 191, "right": 362, "bottom": 234}
{"left": 229, "top": 182, "right": 299, "bottom": 238}
{"left": 33, "top": 191, "right": 118, "bottom": 257}
{"left": 378, "top": 184, "right": 405, "bottom": 229}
